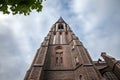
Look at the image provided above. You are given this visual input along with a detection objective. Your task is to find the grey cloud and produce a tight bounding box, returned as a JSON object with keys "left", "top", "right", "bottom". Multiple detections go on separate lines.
{"left": 0, "top": 27, "right": 28, "bottom": 80}
{"left": 0, "top": 1, "right": 63, "bottom": 80}
{"left": 0, "top": 0, "right": 120, "bottom": 80}
{"left": 67, "top": 0, "right": 120, "bottom": 60}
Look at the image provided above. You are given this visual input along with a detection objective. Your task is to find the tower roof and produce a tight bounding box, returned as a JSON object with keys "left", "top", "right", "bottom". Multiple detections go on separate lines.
{"left": 56, "top": 17, "right": 66, "bottom": 23}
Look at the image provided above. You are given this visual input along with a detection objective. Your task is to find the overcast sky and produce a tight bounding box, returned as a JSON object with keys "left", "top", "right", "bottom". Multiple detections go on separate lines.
{"left": 0, "top": 0, "right": 120, "bottom": 80}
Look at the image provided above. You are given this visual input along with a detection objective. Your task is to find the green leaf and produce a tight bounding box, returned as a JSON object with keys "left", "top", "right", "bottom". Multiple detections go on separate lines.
{"left": 0, "top": 0, "right": 45, "bottom": 15}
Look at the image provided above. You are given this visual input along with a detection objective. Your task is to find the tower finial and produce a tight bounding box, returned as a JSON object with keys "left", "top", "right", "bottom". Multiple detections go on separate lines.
{"left": 56, "top": 17, "right": 65, "bottom": 23}
{"left": 59, "top": 16, "right": 63, "bottom": 19}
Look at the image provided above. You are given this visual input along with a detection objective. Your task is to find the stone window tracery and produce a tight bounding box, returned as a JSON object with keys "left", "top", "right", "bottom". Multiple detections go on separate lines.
{"left": 55, "top": 46, "right": 63, "bottom": 66}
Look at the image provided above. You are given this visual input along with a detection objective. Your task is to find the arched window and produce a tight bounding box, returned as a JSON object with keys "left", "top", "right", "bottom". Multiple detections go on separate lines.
{"left": 58, "top": 24, "right": 64, "bottom": 31}
{"left": 55, "top": 46, "right": 63, "bottom": 65}
{"left": 79, "top": 75, "right": 82, "bottom": 80}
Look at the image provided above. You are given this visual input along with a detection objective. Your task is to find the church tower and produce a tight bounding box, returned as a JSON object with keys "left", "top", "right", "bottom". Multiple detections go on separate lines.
{"left": 24, "top": 17, "right": 105, "bottom": 80}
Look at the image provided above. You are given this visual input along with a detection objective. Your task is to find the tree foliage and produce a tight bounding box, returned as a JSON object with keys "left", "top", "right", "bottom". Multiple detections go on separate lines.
{"left": 0, "top": 0, "right": 43, "bottom": 15}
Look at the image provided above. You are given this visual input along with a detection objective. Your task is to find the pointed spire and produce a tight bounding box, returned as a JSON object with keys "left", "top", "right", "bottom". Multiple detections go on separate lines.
{"left": 59, "top": 17, "right": 64, "bottom": 21}
{"left": 56, "top": 17, "right": 66, "bottom": 23}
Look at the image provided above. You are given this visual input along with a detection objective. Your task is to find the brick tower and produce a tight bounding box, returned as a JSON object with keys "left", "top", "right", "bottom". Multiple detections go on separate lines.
{"left": 24, "top": 17, "right": 119, "bottom": 80}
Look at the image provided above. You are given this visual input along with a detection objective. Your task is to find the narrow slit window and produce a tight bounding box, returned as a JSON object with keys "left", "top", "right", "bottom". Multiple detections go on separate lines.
{"left": 60, "top": 57, "right": 63, "bottom": 63}
{"left": 60, "top": 34, "right": 62, "bottom": 44}
{"left": 53, "top": 35, "right": 56, "bottom": 44}
{"left": 56, "top": 57, "right": 58, "bottom": 64}
{"left": 79, "top": 75, "right": 82, "bottom": 80}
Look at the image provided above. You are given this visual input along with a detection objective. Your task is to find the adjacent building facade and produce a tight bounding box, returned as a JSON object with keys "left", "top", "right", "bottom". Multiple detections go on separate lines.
{"left": 24, "top": 18, "right": 120, "bottom": 80}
